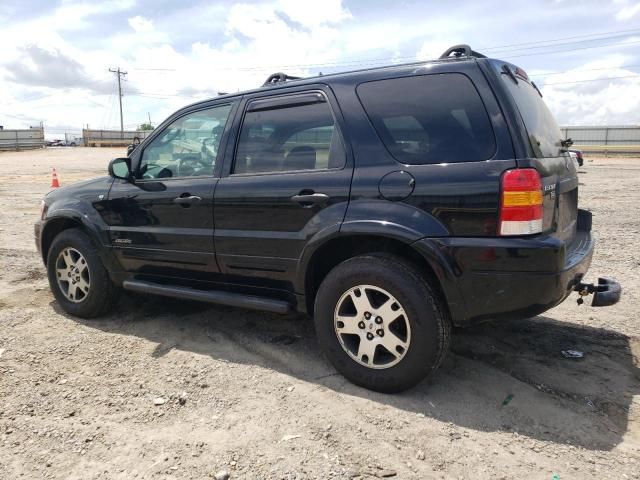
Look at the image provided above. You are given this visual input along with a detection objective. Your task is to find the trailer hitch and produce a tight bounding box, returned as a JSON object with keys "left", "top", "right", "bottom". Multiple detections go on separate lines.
{"left": 574, "top": 277, "right": 622, "bottom": 307}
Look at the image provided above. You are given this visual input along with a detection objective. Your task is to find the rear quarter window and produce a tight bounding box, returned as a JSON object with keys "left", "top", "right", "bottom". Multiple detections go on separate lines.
{"left": 493, "top": 62, "right": 563, "bottom": 158}
{"left": 356, "top": 73, "right": 496, "bottom": 164}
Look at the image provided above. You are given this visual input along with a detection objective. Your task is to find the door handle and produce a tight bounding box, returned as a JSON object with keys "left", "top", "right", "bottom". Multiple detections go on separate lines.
{"left": 290, "top": 192, "right": 329, "bottom": 207}
{"left": 173, "top": 195, "right": 202, "bottom": 205}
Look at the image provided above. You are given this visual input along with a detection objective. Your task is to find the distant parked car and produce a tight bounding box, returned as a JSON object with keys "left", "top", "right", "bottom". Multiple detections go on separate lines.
{"left": 48, "top": 139, "right": 78, "bottom": 147}
{"left": 569, "top": 149, "right": 584, "bottom": 167}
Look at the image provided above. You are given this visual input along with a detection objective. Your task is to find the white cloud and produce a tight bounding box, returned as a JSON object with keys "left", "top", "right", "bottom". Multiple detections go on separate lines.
{"left": 1, "top": 0, "right": 639, "bottom": 134}
{"left": 615, "top": 1, "right": 640, "bottom": 20}
{"left": 277, "top": 0, "right": 351, "bottom": 27}
{"left": 128, "top": 15, "right": 153, "bottom": 33}
{"left": 539, "top": 56, "right": 640, "bottom": 125}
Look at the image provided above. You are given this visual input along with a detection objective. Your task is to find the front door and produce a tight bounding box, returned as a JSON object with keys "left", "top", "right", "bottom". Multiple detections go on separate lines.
{"left": 104, "top": 102, "right": 235, "bottom": 280}
{"left": 214, "top": 89, "right": 353, "bottom": 287}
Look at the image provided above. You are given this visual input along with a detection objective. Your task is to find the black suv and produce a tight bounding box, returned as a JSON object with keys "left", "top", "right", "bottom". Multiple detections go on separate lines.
{"left": 35, "top": 45, "right": 620, "bottom": 392}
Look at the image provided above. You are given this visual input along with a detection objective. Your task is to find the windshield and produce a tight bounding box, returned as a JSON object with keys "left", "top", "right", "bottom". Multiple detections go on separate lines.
{"left": 493, "top": 61, "right": 563, "bottom": 158}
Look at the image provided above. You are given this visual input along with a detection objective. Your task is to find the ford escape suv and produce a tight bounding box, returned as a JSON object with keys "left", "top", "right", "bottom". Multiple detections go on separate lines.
{"left": 35, "top": 45, "right": 621, "bottom": 392}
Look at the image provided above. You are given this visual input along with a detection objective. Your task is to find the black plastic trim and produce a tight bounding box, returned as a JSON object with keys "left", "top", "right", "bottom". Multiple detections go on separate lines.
{"left": 122, "top": 279, "right": 292, "bottom": 314}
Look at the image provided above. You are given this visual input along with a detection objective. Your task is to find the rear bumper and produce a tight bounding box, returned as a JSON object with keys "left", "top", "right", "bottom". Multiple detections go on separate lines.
{"left": 415, "top": 210, "right": 600, "bottom": 325}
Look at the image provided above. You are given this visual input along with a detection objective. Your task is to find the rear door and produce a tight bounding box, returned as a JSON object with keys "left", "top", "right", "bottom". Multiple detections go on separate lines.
{"left": 214, "top": 87, "right": 352, "bottom": 286}
{"left": 491, "top": 60, "right": 579, "bottom": 243}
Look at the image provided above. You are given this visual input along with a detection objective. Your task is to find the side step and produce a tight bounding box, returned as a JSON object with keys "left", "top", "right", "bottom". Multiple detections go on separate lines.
{"left": 122, "top": 280, "right": 292, "bottom": 314}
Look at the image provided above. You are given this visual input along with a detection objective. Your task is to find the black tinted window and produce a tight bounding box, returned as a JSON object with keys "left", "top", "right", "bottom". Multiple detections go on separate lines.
{"left": 357, "top": 74, "right": 496, "bottom": 164}
{"left": 493, "top": 62, "right": 563, "bottom": 158}
{"left": 234, "top": 98, "right": 345, "bottom": 174}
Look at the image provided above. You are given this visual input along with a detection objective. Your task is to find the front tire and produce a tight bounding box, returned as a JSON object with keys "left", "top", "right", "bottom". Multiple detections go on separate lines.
{"left": 47, "top": 228, "right": 118, "bottom": 318}
{"left": 314, "top": 254, "right": 450, "bottom": 393}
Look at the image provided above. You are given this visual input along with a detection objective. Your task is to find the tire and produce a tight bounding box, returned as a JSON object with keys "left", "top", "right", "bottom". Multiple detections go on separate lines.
{"left": 314, "top": 253, "right": 450, "bottom": 393}
{"left": 47, "top": 228, "right": 118, "bottom": 318}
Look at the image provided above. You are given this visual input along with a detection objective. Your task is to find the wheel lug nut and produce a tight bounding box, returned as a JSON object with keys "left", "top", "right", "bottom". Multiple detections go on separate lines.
{"left": 358, "top": 321, "right": 365, "bottom": 329}
{"left": 376, "top": 329, "right": 384, "bottom": 337}
{"left": 364, "top": 312, "right": 371, "bottom": 320}
{"left": 366, "top": 332, "right": 374, "bottom": 340}
{"left": 375, "top": 316, "right": 383, "bottom": 324}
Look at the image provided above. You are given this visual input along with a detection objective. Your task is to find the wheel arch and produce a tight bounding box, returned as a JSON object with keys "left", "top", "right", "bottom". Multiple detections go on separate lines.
{"left": 40, "top": 213, "right": 109, "bottom": 265}
{"left": 300, "top": 233, "right": 464, "bottom": 323}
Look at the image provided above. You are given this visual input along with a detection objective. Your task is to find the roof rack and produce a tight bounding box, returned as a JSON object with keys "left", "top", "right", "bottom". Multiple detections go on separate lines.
{"left": 262, "top": 72, "right": 303, "bottom": 87}
{"left": 439, "top": 44, "right": 486, "bottom": 60}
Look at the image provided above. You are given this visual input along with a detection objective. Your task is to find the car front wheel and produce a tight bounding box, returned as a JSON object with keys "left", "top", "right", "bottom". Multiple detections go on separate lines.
{"left": 314, "top": 253, "right": 450, "bottom": 393}
{"left": 47, "top": 228, "right": 118, "bottom": 318}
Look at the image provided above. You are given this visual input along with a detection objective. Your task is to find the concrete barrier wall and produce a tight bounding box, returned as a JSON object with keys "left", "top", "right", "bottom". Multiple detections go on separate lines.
{"left": 82, "top": 129, "right": 151, "bottom": 147}
{"left": 0, "top": 128, "right": 45, "bottom": 151}
{"left": 560, "top": 126, "right": 640, "bottom": 146}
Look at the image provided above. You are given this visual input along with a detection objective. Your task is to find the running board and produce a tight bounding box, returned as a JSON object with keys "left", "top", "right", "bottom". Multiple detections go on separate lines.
{"left": 122, "top": 280, "right": 292, "bottom": 314}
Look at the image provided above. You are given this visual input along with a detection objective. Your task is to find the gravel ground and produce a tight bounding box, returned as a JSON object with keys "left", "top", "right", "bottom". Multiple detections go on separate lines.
{"left": 0, "top": 147, "right": 638, "bottom": 480}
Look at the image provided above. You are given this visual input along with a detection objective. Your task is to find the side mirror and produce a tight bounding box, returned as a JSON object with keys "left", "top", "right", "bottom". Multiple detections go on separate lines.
{"left": 108, "top": 157, "right": 133, "bottom": 181}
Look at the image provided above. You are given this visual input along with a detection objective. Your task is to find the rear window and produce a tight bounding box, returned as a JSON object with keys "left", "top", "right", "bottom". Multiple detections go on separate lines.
{"left": 494, "top": 62, "right": 563, "bottom": 158}
{"left": 356, "top": 73, "right": 496, "bottom": 164}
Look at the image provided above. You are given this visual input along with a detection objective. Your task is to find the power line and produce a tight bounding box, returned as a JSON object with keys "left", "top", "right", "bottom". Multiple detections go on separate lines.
{"left": 119, "top": 28, "right": 640, "bottom": 73}
{"left": 530, "top": 64, "right": 640, "bottom": 78}
{"left": 477, "top": 28, "right": 640, "bottom": 51}
{"left": 503, "top": 39, "right": 640, "bottom": 60}
{"left": 122, "top": 29, "right": 640, "bottom": 72}
{"left": 542, "top": 74, "right": 640, "bottom": 86}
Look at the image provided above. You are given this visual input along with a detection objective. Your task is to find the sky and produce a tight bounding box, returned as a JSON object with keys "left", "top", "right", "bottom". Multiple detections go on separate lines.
{"left": 1, "top": 0, "right": 639, "bottom": 138}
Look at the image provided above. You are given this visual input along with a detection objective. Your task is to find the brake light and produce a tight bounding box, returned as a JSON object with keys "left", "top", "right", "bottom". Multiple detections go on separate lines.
{"left": 514, "top": 67, "right": 529, "bottom": 81}
{"left": 499, "top": 168, "right": 543, "bottom": 235}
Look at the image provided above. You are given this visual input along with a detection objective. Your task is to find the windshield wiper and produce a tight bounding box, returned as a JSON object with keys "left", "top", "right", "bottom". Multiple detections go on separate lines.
{"left": 531, "top": 81, "right": 543, "bottom": 97}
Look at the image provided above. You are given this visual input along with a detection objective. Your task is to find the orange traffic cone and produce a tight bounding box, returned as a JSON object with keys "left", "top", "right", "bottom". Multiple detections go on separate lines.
{"left": 51, "top": 168, "right": 60, "bottom": 188}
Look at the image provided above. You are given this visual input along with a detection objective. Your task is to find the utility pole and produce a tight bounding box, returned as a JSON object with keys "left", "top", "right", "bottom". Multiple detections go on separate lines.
{"left": 109, "top": 67, "right": 127, "bottom": 138}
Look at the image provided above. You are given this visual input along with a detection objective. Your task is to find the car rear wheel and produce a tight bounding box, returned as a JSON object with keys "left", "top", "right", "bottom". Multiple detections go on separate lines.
{"left": 314, "top": 253, "right": 450, "bottom": 393}
{"left": 47, "top": 228, "right": 118, "bottom": 318}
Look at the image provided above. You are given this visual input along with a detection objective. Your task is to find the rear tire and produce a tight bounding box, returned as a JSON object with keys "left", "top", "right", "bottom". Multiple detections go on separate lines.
{"left": 314, "top": 253, "right": 450, "bottom": 393}
{"left": 47, "top": 228, "right": 118, "bottom": 318}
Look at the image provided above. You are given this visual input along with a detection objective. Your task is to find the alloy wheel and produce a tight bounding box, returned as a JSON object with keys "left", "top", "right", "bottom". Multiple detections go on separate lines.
{"left": 333, "top": 285, "right": 411, "bottom": 369}
{"left": 55, "top": 247, "right": 91, "bottom": 303}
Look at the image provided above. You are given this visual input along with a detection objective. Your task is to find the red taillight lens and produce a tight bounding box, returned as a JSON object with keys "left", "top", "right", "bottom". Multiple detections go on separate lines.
{"left": 499, "top": 168, "right": 543, "bottom": 235}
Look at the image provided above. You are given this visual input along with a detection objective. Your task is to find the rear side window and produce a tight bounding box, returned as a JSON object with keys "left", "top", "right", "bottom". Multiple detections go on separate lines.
{"left": 357, "top": 73, "right": 496, "bottom": 164}
{"left": 234, "top": 96, "right": 346, "bottom": 175}
{"left": 494, "top": 62, "right": 563, "bottom": 158}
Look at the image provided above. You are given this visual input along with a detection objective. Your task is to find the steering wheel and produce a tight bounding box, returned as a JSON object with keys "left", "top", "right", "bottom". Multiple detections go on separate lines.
{"left": 177, "top": 156, "right": 210, "bottom": 177}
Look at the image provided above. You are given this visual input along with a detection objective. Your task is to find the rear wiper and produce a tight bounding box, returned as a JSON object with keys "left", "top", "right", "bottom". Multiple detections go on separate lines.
{"left": 501, "top": 64, "right": 518, "bottom": 84}
{"left": 561, "top": 138, "right": 574, "bottom": 148}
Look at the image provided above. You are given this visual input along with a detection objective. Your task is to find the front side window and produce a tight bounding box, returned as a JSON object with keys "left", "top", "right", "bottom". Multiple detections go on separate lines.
{"left": 357, "top": 73, "right": 496, "bottom": 164}
{"left": 139, "top": 104, "right": 232, "bottom": 179}
{"left": 234, "top": 96, "right": 345, "bottom": 174}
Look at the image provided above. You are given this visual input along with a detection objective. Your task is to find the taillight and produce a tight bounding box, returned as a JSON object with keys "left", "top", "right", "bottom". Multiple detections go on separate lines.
{"left": 499, "top": 168, "right": 543, "bottom": 236}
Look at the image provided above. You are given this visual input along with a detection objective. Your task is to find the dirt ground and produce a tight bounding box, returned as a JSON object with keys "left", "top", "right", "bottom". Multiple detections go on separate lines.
{"left": 0, "top": 147, "right": 638, "bottom": 480}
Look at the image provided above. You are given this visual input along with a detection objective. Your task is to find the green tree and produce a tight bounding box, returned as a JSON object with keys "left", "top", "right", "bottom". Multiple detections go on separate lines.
{"left": 138, "top": 122, "right": 155, "bottom": 131}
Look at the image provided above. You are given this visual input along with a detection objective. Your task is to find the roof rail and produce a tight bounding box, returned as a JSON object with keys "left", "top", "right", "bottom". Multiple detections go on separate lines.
{"left": 439, "top": 44, "right": 486, "bottom": 60}
{"left": 262, "top": 72, "right": 303, "bottom": 87}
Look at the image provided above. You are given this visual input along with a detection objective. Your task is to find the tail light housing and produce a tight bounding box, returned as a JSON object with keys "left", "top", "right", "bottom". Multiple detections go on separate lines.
{"left": 499, "top": 168, "right": 543, "bottom": 235}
